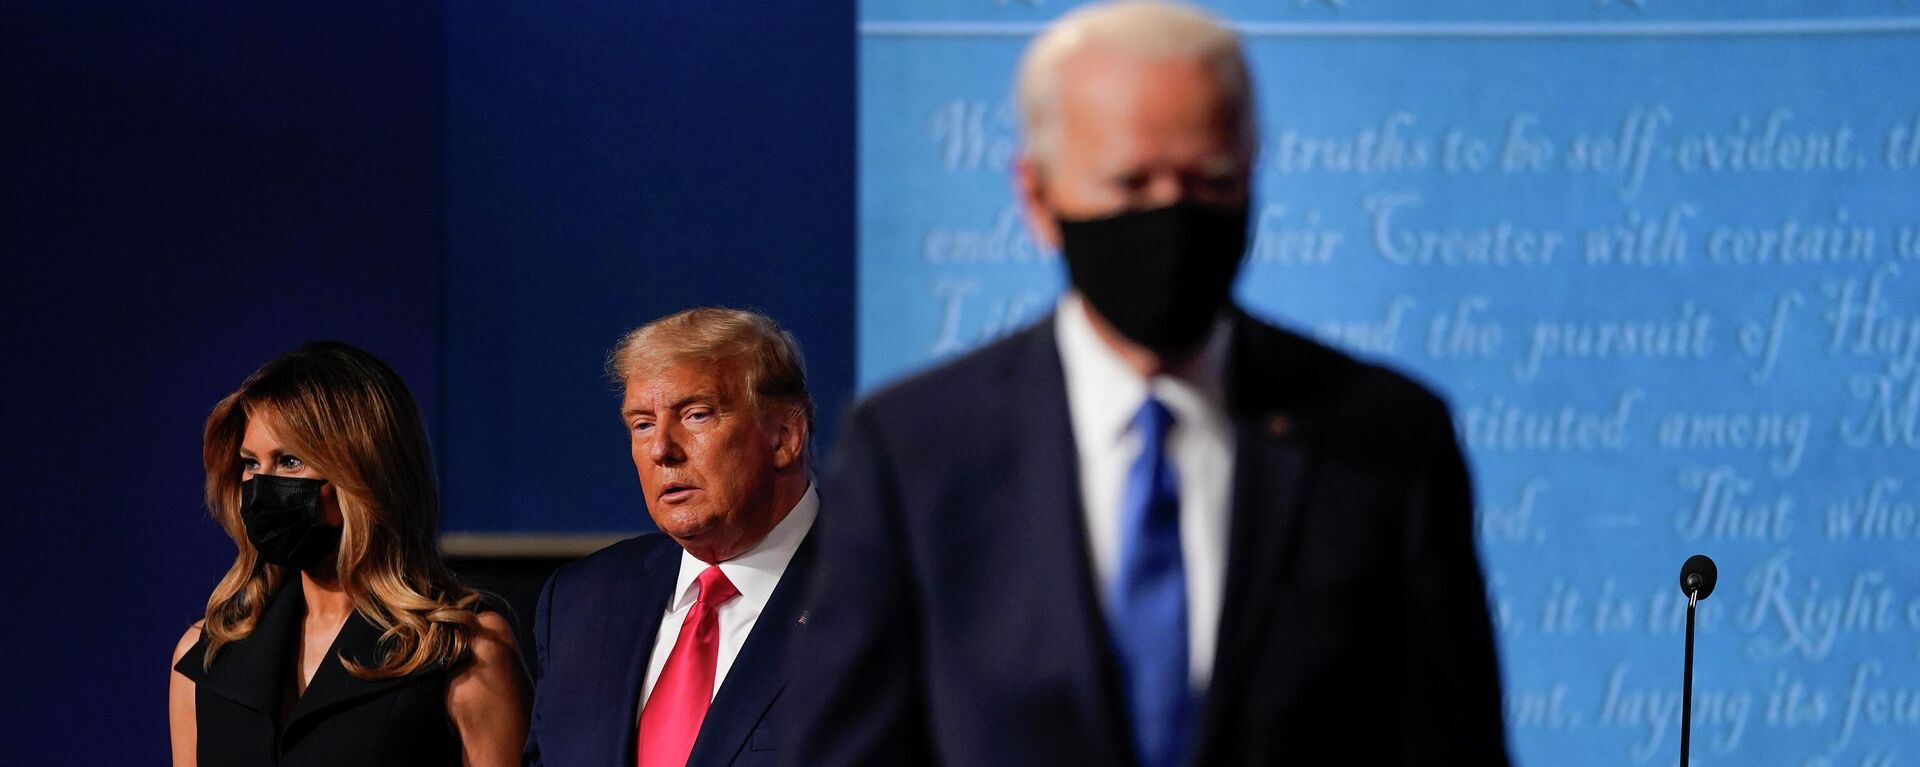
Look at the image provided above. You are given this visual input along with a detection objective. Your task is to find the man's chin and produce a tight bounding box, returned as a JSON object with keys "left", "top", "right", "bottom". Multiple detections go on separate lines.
{"left": 654, "top": 510, "right": 718, "bottom": 543}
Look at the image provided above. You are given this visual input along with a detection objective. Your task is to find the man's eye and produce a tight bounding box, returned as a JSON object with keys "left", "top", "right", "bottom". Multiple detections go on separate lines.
{"left": 1200, "top": 175, "right": 1243, "bottom": 197}
{"left": 632, "top": 421, "right": 653, "bottom": 434}
{"left": 686, "top": 410, "right": 711, "bottom": 423}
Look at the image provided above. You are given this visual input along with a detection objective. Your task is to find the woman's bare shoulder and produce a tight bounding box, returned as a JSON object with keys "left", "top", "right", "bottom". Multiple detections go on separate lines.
{"left": 466, "top": 612, "right": 520, "bottom": 665}
{"left": 446, "top": 610, "right": 527, "bottom": 710}
{"left": 171, "top": 621, "right": 205, "bottom": 667}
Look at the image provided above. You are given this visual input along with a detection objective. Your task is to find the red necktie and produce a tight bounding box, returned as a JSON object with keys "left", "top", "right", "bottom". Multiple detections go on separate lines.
{"left": 637, "top": 565, "right": 740, "bottom": 767}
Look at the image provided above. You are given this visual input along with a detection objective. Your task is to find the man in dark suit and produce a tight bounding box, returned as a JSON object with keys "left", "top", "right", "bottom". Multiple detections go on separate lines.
{"left": 792, "top": 2, "right": 1508, "bottom": 765}
{"left": 526, "top": 308, "right": 819, "bottom": 767}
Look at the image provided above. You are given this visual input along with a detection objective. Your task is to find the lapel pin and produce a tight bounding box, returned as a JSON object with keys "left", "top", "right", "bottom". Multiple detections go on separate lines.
{"left": 797, "top": 611, "right": 809, "bottom": 626}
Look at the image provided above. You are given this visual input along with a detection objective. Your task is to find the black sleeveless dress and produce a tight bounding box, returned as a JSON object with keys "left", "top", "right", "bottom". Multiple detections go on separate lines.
{"left": 174, "top": 582, "right": 464, "bottom": 766}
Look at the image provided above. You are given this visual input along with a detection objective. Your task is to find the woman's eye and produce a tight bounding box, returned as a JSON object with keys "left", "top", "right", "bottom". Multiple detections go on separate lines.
{"left": 277, "top": 455, "right": 304, "bottom": 471}
{"left": 240, "top": 458, "right": 258, "bottom": 472}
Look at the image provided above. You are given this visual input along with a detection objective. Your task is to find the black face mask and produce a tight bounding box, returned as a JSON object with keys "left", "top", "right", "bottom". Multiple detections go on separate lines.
{"left": 239, "top": 475, "right": 342, "bottom": 571}
{"left": 1057, "top": 200, "right": 1250, "bottom": 356}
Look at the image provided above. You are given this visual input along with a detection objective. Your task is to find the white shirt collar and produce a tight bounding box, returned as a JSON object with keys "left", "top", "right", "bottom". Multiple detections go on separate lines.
{"left": 1054, "top": 292, "right": 1233, "bottom": 450}
{"left": 1054, "top": 293, "right": 1237, "bottom": 692}
{"left": 668, "top": 482, "right": 818, "bottom": 612}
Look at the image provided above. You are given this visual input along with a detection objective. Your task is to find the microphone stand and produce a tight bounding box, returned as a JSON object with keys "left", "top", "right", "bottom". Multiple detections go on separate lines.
{"left": 1677, "top": 554, "right": 1715, "bottom": 767}
{"left": 1681, "top": 586, "right": 1696, "bottom": 767}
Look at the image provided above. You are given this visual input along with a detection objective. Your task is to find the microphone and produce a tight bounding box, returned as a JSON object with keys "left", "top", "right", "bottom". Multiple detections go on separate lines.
{"left": 1676, "top": 554, "right": 1717, "bottom": 767}
{"left": 1680, "top": 554, "right": 1717, "bottom": 601}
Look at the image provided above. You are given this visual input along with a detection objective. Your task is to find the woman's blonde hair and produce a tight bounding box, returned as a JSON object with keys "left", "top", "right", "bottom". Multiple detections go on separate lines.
{"left": 198, "top": 341, "right": 481, "bottom": 679}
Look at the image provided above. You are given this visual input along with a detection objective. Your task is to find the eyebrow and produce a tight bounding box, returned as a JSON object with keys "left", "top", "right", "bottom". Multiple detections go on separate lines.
{"left": 1198, "top": 155, "right": 1242, "bottom": 176}
{"left": 621, "top": 392, "right": 720, "bottom": 419}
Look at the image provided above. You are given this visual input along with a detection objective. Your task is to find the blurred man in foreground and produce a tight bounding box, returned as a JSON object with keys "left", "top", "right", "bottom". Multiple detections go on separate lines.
{"left": 793, "top": 2, "right": 1509, "bottom": 764}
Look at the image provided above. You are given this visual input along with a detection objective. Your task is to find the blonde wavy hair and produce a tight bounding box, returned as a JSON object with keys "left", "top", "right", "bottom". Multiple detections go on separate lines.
{"left": 198, "top": 341, "right": 481, "bottom": 679}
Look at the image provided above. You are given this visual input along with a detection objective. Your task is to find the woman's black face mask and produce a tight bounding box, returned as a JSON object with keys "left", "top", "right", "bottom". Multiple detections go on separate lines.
{"left": 239, "top": 474, "right": 342, "bottom": 571}
{"left": 1056, "top": 199, "right": 1250, "bottom": 356}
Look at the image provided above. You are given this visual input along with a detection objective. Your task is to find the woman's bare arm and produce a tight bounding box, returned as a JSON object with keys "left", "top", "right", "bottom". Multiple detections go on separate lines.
{"left": 169, "top": 622, "right": 203, "bottom": 767}
{"left": 447, "top": 612, "right": 532, "bottom": 767}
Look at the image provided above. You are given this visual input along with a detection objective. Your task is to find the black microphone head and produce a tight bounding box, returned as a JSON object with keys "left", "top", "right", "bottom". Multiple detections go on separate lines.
{"left": 1680, "top": 554, "right": 1718, "bottom": 600}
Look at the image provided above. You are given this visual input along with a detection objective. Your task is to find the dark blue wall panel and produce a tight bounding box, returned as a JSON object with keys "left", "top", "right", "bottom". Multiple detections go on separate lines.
{"left": 441, "top": 0, "right": 856, "bottom": 533}
{"left": 1, "top": 2, "right": 441, "bottom": 761}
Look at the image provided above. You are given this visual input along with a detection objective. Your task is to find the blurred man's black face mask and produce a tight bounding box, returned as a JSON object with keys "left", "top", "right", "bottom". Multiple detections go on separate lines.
{"left": 1057, "top": 199, "right": 1250, "bottom": 357}
{"left": 240, "top": 474, "right": 342, "bottom": 571}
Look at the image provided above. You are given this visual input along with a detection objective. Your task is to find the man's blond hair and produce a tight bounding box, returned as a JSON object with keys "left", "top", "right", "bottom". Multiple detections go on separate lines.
{"left": 606, "top": 307, "right": 814, "bottom": 462}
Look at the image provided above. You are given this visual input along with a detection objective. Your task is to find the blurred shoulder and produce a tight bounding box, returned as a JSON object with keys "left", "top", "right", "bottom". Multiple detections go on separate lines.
{"left": 1242, "top": 311, "right": 1448, "bottom": 411}
{"left": 1235, "top": 312, "right": 1456, "bottom": 465}
{"left": 851, "top": 315, "right": 1054, "bottom": 430}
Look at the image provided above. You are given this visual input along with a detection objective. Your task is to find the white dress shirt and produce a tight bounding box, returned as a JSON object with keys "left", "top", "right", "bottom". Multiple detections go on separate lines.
{"left": 1055, "top": 293, "right": 1235, "bottom": 691}
{"left": 638, "top": 483, "right": 819, "bottom": 707}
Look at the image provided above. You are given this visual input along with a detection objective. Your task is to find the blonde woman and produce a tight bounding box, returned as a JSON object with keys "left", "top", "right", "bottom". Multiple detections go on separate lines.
{"left": 168, "top": 342, "right": 529, "bottom": 766}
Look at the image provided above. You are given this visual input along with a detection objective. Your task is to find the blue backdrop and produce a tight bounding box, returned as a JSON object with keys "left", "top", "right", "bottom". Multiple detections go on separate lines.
{"left": 859, "top": 1, "right": 1920, "bottom": 765}
{"left": 2, "top": 1, "right": 442, "bottom": 762}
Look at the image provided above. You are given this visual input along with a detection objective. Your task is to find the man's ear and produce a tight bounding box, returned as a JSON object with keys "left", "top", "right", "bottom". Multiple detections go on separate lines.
{"left": 1015, "top": 154, "right": 1063, "bottom": 251}
{"left": 768, "top": 406, "right": 807, "bottom": 471}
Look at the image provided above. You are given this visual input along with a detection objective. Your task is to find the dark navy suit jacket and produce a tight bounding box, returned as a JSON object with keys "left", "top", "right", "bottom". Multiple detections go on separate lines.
{"left": 791, "top": 310, "right": 1509, "bottom": 766}
{"left": 525, "top": 530, "right": 815, "bottom": 767}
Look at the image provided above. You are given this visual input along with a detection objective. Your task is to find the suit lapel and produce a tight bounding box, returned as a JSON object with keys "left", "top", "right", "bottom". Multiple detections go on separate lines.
{"left": 685, "top": 531, "right": 819, "bottom": 766}
{"left": 200, "top": 582, "right": 445, "bottom": 752}
{"left": 192, "top": 578, "right": 302, "bottom": 716}
{"left": 1013, "top": 316, "right": 1135, "bottom": 765}
{"left": 610, "top": 541, "right": 682, "bottom": 764}
{"left": 1189, "top": 311, "right": 1336, "bottom": 764}
{"left": 284, "top": 608, "right": 429, "bottom": 736}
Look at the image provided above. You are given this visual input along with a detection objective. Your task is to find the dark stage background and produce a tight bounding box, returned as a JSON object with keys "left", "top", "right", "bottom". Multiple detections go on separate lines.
{"left": 0, "top": 1, "right": 852, "bottom": 762}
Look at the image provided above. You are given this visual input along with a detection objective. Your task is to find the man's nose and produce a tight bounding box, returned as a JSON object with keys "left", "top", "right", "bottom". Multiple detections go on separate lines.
{"left": 1142, "top": 173, "right": 1184, "bottom": 208}
{"left": 646, "top": 425, "right": 685, "bottom": 464}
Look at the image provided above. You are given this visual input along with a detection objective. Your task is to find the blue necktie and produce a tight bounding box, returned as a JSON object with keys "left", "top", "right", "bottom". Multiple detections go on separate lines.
{"left": 1109, "top": 397, "right": 1190, "bottom": 767}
